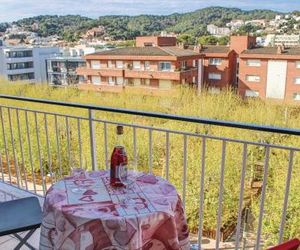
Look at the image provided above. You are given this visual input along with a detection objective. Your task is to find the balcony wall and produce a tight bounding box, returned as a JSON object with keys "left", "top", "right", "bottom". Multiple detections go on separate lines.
{"left": 76, "top": 67, "right": 124, "bottom": 77}
{"left": 124, "top": 69, "right": 181, "bottom": 81}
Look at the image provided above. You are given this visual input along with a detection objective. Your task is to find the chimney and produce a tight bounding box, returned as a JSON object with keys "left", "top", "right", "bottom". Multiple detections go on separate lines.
{"left": 193, "top": 44, "right": 203, "bottom": 53}
{"left": 178, "top": 42, "right": 184, "bottom": 49}
{"left": 277, "top": 44, "right": 285, "bottom": 54}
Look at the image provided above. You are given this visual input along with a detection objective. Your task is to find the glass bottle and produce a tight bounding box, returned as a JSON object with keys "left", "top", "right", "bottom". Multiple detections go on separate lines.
{"left": 110, "top": 125, "right": 128, "bottom": 187}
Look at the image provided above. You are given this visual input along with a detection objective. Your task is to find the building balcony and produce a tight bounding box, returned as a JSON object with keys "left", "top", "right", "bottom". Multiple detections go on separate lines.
{"left": 0, "top": 95, "right": 299, "bottom": 249}
{"left": 76, "top": 67, "right": 124, "bottom": 77}
{"left": 124, "top": 69, "right": 181, "bottom": 80}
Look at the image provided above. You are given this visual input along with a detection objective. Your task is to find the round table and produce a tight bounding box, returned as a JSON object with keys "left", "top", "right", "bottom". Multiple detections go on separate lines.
{"left": 40, "top": 170, "right": 190, "bottom": 250}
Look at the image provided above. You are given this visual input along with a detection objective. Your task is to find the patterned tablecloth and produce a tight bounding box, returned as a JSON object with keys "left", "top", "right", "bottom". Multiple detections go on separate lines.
{"left": 40, "top": 170, "right": 190, "bottom": 250}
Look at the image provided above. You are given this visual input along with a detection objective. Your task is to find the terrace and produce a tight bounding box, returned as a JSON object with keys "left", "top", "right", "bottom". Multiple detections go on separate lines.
{"left": 0, "top": 94, "right": 299, "bottom": 249}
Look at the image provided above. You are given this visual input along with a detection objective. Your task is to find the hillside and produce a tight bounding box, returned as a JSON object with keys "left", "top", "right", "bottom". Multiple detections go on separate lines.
{"left": 2, "top": 7, "right": 282, "bottom": 40}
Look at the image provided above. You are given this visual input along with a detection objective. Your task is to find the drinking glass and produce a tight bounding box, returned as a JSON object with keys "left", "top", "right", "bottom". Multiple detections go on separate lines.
{"left": 120, "top": 161, "right": 141, "bottom": 205}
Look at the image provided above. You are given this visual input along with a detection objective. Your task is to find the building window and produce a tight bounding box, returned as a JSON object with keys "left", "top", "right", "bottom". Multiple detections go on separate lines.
{"left": 141, "top": 79, "right": 150, "bottom": 85}
{"left": 116, "top": 61, "right": 123, "bottom": 69}
{"left": 5, "top": 50, "right": 33, "bottom": 58}
{"left": 7, "top": 61, "right": 34, "bottom": 70}
{"left": 116, "top": 77, "right": 124, "bottom": 85}
{"left": 193, "top": 60, "right": 199, "bottom": 67}
{"left": 91, "top": 76, "right": 101, "bottom": 85}
{"left": 108, "top": 76, "right": 115, "bottom": 85}
{"left": 208, "top": 87, "right": 221, "bottom": 94}
{"left": 181, "top": 61, "right": 187, "bottom": 70}
{"left": 245, "top": 90, "right": 259, "bottom": 97}
{"left": 192, "top": 76, "right": 196, "bottom": 83}
{"left": 294, "top": 77, "right": 300, "bottom": 84}
{"left": 91, "top": 60, "right": 101, "bottom": 69}
{"left": 208, "top": 58, "right": 222, "bottom": 66}
{"left": 246, "top": 75, "right": 260, "bottom": 82}
{"left": 108, "top": 60, "right": 114, "bottom": 68}
{"left": 133, "top": 61, "right": 141, "bottom": 69}
{"left": 293, "top": 93, "right": 300, "bottom": 100}
{"left": 159, "top": 62, "right": 171, "bottom": 71}
{"left": 144, "top": 61, "right": 150, "bottom": 70}
{"left": 296, "top": 61, "right": 300, "bottom": 69}
{"left": 246, "top": 59, "right": 261, "bottom": 67}
{"left": 208, "top": 73, "right": 221, "bottom": 80}
{"left": 8, "top": 72, "right": 35, "bottom": 81}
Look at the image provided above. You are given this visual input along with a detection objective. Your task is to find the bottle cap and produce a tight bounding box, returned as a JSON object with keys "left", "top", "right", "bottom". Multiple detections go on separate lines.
{"left": 116, "top": 125, "right": 124, "bottom": 135}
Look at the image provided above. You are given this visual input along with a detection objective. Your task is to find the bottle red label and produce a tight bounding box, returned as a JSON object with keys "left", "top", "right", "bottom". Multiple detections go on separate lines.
{"left": 110, "top": 146, "right": 128, "bottom": 187}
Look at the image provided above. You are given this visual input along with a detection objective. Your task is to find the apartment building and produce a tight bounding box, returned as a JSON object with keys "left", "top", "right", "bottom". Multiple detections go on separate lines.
{"left": 238, "top": 46, "right": 300, "bottom": 101}
{"left": 195, "top": 45, "right": 237, "bottom": 92}
{"left": 77, "top": 37, "right": 202, "bottom": 89}
{"left": 0, "top": 46, "right": 59, "bottom": 83}
{"left": 207, "top": 24, "right": 231, "bottom": 37}
{"left": 47, "top": 46, "right": 95, "bottom": 86}
{"left": 265, "top": 34, "right": 300, "bottom": 47}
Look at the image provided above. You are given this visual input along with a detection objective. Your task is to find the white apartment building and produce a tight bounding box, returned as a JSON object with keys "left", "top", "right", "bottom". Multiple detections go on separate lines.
{"left": 207, "top": 24, "right": 231, "bottom": 36}
{"left": 46, "top": 46, "right": 95, "bottom": 86}
{"left": 0, "top": 45, "right": 59, "bottom": 83}
{"left": 264, "top": 34, "right": 300, "bottom": 47}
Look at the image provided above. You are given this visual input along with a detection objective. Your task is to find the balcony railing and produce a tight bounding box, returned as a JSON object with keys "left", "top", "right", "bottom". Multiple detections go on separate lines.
{"left": 0, "top": 94, "right": 299, "bottom": 249}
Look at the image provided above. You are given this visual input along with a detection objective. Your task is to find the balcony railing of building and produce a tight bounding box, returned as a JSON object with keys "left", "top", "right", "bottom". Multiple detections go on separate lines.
{"left": 0, "top": 94, "right": 299, "bottom": 249}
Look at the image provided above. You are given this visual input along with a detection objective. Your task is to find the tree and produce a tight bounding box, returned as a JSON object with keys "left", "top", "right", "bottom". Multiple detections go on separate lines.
{"left": 218, "top": 36, "right": 230, "bottom": 45}
{"left": 198, "top": 35, "right": 219, "bottom": 45}
{"left": 177, "top": 34, "right": 196, "bottom": 45}
{"left": 233, "top": 23, "right": 259, "bottom": 35}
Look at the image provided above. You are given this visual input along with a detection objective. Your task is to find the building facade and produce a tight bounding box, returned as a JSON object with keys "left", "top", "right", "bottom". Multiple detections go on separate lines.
{"left": 46, "top": 46, "right": 95, "bottom": 86}
{"left": 238, "top": 47, "right": 300, "bottom": 101}
{"left": 0, "top": 46, "right": 59, "bottom": 83}
{"left": 77, "top": 37, "right": 202, "bottom": 90}
{"left": 195, "top": 45, "right": 237, "bottom": 92}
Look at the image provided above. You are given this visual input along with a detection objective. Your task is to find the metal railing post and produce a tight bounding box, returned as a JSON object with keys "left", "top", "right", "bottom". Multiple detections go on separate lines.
{"left": 89, "top": 109, "right": 97, "bottom": 171}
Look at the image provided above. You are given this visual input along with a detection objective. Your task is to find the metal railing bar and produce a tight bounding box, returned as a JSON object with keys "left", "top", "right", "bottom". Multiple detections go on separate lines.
{"left": 92, "top": 119, "right": 300, "bottom": 152}
{"left": 66, "top": 117, "right": 72, "bottom": 171}
{"left": 255, "top": 146, "right": 270, "bottom": 250}
{"left": 216, "top": 141, "right": 227, "bottom": 250}
{"left": 0, "top": 151, "right": 4, "bottom": 181}
{"left": 25, "top": 111, "right": 36, "bottom": 193}
{"left": 88, "top": 109, "right": 97, "bottom": 171}
{"left": 182, "top": 135, "right": 188, "bottom": 210}
{"left": 149, "top": 129, "right": 153, "bottom": 173}
{"left": 278, "top": 150, "right": 295, "bottom": 244}
{"left": 165, "top": 132, "right": 170, "bottom": 181}
{"left": 8, "top": 108, "right": 21, "bottom": 188}
{"left": 198, "top": 137, "right": 206, "bottom": 250}
{"left": 16, "top": 109, "right": 28, "bottom": 190}
{"left": 77, "top": 118, "right": 83, "bottom": 169}
{"left": 133, "top": 127, "right": 137, "bottom": 167}
{"left": 235, "top": 143, "right": 248, "bottom": 250}
{"left": 104, "top": 122, "right": 109, "bottom": 170}
{"left": 54, "top": 115, "right": 63, "bottom": 178}
{"left": 34, "top": 112, "right": 46, "bottom": 195}
{"left": 0, "top": 107, "right": 12, "bottom": 184}
{"left": 44, "top": 114, "right": 54, "bottom": 185}
{"left": 1, "top": 94, "right": 300, "bottom": 136}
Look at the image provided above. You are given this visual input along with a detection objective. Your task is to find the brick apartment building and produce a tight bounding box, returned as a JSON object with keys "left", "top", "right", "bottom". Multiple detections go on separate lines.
{"left": 238, "top": 46, "right": 300, "bottom": 101}
{"left": 195, "top": 45, "right": 237, "bottom": 91}
{"left": 77, "top": 36, "right": 202, "bottom": 89}
{"left": 77, "top": 35, "right": 300, "bottom": 102}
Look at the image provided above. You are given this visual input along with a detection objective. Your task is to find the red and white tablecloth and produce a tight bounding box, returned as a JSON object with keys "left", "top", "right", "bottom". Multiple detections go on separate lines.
{"left": 40, "top": 170, "right": 190, "bottom": 250}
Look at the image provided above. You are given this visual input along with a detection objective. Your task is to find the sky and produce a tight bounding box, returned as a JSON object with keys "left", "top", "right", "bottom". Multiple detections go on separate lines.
{"left": 0, "top": 0, "right": 299, "bottom": 22}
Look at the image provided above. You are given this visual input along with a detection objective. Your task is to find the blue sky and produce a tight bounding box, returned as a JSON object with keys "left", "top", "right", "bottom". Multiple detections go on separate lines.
{"left": 0, "top": 0, "right": 299, "bottom": 22}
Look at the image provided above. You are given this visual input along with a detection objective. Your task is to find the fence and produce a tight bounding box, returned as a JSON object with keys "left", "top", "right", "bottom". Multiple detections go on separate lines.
{"left": 0, "top": 94, "right": 300, "bottom": 249}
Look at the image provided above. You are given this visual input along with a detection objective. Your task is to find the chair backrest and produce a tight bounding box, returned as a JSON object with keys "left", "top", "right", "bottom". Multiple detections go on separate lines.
{"left": 267, "top": 239, "right": 300, "bottom": 250}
